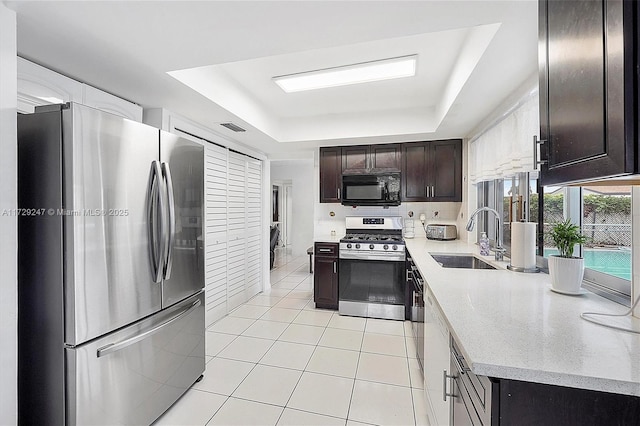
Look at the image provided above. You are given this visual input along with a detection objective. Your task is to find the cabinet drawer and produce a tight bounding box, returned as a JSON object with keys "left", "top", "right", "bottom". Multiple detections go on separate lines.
{"left": 451, "top": 337, "right": 494, "bottom": 426}
{"left": 315, "top": 242, "right": 338, "bottom": 257}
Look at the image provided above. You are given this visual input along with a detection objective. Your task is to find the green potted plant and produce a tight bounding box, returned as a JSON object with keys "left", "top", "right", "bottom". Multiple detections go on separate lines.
{"left": 548, "top": 219, "right": 588, "bottom": 294}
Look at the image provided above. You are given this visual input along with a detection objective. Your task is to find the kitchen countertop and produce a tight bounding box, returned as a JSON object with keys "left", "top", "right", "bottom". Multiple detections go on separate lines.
{"left": 405, "top": 238, "right": 640, "bottom": 397}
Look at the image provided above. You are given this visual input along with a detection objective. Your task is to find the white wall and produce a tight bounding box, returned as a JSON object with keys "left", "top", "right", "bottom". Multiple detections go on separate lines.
{"left": 0, "top": 3, "right": 17, "bottom": 424}
{"left": 271, "top": 160, "right": 314, "bottom": 256}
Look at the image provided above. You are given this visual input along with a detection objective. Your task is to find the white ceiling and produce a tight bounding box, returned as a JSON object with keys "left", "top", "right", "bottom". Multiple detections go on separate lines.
{"left": 7, "top": 0, "right": 538, "bottom": 158}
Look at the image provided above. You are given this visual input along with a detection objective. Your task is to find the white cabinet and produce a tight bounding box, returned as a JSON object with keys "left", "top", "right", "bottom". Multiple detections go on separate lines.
{"left": 424, "top": 285, "right": 451, "bottom": 426}
{"left": 17, "top": 57, "right": 142, "bottom": 121}
{"left": 82, "top": 84, "right": 142, "bottom": 122}
{"left": 204, "top": 143, "right": 228, "bottom": 326}
{"left": 227, "top": 152, "right": 248, "bottom": 311}
{"left": 17, "top": 57, "right": 82, "bottom": 114}
{"left": 245, "top": 159, "right": 263, "bottom": 299}
{"left": 227, "top": 152, "right": 263, "bottom": 310}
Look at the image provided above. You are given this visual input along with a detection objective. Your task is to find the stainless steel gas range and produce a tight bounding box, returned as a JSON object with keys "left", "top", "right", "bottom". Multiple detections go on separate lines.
{"left": 338, "top": 216, "right": 406, "bottom": 320}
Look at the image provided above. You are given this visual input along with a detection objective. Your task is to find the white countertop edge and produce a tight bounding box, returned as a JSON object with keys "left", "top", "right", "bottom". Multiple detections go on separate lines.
{"left": 313, "top": 234, "right": 342, "bottom": 243}
{"left": 472, "top": 362, "right": 640, "bottom": 397}
{"left": 405, "top": 239, "right": 640, "bottom": 397}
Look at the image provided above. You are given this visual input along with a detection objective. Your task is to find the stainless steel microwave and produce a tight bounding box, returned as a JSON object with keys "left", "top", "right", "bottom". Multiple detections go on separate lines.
{"left": 341, "top": 173, "right": 401, "bottom": 206}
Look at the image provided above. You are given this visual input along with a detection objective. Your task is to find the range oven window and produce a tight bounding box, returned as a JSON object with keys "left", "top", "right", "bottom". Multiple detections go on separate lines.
{"left": 339, "top": 258, "right": 404, "bottom": 305}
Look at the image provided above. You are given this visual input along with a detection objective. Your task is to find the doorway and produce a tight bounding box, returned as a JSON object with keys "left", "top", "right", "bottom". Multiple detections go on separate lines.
{"left": 271, "top": 180, "right": 292, "bottom": 248}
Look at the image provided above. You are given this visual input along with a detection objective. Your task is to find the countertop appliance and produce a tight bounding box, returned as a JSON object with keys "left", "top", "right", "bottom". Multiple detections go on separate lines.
{"left": 18, "top": 103, "right": 205, "bottom": 425}
{"left": 341, "top": 173, "right": 401, "bottom": 206}
{"left": 426, "top": 224, "right": 457, "bottom": 240}
{"left": 338, "top": 216, "right": 406, "bottom": 320}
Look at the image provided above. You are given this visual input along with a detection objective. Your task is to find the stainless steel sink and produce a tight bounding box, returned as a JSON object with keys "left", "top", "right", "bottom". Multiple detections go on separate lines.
{"left": 430, "top": 253, "right": 497, "bottom": 270}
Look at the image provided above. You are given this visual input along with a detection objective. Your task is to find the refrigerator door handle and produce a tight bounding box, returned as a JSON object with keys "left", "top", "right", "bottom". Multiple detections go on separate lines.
{"left": 147, "top": 161, "right": 166, "bottom": 283}
{"left": 161, "top": 162, "right": 176, "bottom": 280}
{"left": 96, "top": 298, "right": 201, "bottom": 358}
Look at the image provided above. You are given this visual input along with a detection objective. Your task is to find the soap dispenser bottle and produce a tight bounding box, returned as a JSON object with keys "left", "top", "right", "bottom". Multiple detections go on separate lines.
{"left": 479, "top": 232, "right": 490, "bottom": 256}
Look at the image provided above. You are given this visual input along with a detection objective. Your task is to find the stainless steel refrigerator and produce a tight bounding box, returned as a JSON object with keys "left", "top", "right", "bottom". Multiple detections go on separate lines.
{"left": 18, "top": 103, "right": 205, "bottom": 425}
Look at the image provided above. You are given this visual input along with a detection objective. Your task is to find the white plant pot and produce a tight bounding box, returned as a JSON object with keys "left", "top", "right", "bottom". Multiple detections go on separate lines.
{"left": 548, "top": 255, "right": 584, "bottom": 293}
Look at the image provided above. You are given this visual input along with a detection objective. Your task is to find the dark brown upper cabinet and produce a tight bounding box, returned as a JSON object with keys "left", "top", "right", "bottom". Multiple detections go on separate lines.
{"left": 342, "top": 144, "right": 401, "bottom": 174}
{"left": 402, "top": 139, "right": 462, "bottom": 202}
{"left": 538, "top": 0, "right": 636, "bottom": 185}
{"left": 319, "top": 147, "right": 342, "bottom": 203}
{"left": 370, "top": 144, "right": 402, "bottom": 171}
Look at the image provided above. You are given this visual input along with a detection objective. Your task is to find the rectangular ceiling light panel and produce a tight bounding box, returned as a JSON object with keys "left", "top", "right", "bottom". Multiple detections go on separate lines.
{"left": 273, "top": 55, "right": 417, "bottom": 93}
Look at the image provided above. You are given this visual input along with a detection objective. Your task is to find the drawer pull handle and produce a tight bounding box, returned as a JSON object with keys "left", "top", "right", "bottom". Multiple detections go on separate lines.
{"left": 97, "top": 299, "right": 201, "bottom": 357}
{"left": 319, "top": 248, "right": 331, "bottom": 252}
{"left": 454, "top": 353, "right": 471, "bottom": 374}
{"left": 443, "top": 370, "right": 455, "bottom": 401}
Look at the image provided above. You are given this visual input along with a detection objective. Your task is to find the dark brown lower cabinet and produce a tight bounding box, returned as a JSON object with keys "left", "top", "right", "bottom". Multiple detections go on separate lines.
{"left": 313, "top": 242, "right": 338, "bottom": 309}
{"left": 454, "top": 376, "right": 640, "bottom": 426}
{"left": 498, "top": 379, "right": 640, "bottom": 426}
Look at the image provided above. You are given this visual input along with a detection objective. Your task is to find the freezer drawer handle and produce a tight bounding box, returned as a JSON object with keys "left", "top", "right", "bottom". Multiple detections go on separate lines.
{"left": 162, "top": 162, "right": 176, "bottom": 280}
{"left": 96, "top": 299, "right": 201, "bottom": 358}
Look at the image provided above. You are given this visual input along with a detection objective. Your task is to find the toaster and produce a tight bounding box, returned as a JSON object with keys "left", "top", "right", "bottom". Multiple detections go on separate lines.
{"left": 426, "top": 224, "right": 457, "bottom": 240}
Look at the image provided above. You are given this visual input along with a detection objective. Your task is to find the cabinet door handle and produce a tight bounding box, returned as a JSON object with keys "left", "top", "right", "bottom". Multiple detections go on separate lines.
{"left": 337, "top": 188, "right": 341, "bottom": 200}
{"left": 425, "top": 186, "right": 429, "bottom": 198}
{"left": 533, "top": 135, "right": 548, "bottom": 169}
{"left": 443, "top": 370, "right": 455, "bottom": 401}
{"left": 333, "top": 261, "right": 337, "bottom": 274}
{"left": 431, "top": 186, "right": 435, "bottom": 198}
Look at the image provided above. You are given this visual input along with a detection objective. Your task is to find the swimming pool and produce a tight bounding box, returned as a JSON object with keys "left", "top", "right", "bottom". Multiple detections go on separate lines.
{"left": 544, "top": 248, "right": 631, "bottom": 280}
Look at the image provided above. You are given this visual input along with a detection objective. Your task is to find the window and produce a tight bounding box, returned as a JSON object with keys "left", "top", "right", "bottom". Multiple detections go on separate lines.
{"left": 476, "top": 177, "right": 632, "bottom": 306}
{"left": 536, "top": 186, "right": 632, "bottom": 304}
{"left": 476, "top": 172, "right": 535, "bottom": 254}
{"left": 476, "top": 179, "right": 501, "bottom": 247}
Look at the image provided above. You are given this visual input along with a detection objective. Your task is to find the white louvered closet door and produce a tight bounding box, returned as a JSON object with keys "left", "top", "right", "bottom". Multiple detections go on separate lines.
{"left": 227, "top": 152, "right": 248, "bottom": 311}
{"left": 204, "top": 143, "right": 228, "bottom": 327}
{"left": 245, "top": 159, "right": 262, "bottom": 299}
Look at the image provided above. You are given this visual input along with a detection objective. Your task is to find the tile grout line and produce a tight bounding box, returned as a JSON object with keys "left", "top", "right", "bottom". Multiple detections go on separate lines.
{"left": 344, "top": 317, "right": 368, "bottom": 424}
{"left": 206, "top": 254, "right": 418, "bottom": 425}
{"left": 275, "top": 318, "right": 327, "bottom": 425}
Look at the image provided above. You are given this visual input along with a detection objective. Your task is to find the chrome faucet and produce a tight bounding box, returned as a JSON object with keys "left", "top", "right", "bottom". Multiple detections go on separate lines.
{"left": 466, "top": 207, "right": 506, "bottom": 261}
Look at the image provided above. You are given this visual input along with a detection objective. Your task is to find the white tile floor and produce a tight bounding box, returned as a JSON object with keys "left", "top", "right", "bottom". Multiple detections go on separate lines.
{"left": 154, "top": 249, "right": 427, "bottom": 426}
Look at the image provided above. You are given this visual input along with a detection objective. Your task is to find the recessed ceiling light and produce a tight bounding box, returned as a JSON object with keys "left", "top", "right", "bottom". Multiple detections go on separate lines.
{"left": 273, "top": 55, "right": 417, "bottom": 93}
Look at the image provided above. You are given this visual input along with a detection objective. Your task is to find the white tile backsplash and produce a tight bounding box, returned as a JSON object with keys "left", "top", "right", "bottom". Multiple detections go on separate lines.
{"left": 314, "top": 202, "right": 462, "bottom": 238}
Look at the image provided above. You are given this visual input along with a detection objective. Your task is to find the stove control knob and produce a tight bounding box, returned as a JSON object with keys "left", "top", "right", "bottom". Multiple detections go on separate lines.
{"left": 355, "top": 244, "right": 361, "bottom": 249}
{"left": 383, "top": 244, "right": 389, "bottom": 250}
{"left": 369, "top": 244, "right": 375, "bottom": 250}
{"left": 346, "top": 243, "right": 352, "bottom": 249}
{"left": 392, "top": 245, "right": 398, "bottom": 250}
